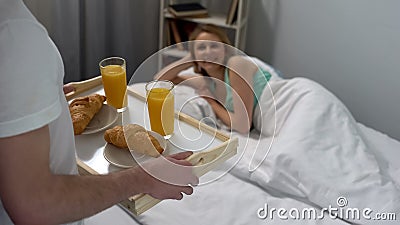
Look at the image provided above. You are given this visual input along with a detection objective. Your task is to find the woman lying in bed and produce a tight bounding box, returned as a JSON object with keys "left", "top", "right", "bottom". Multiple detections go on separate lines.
{"left": 155, "top": 24, "right": 272, "bottom": 134}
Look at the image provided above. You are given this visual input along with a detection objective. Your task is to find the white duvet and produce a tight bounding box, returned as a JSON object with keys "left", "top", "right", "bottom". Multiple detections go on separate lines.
{"left": 228, "top": 77, "right": 400, "bottom": 224}
{"left": 131, "top": 77, "right": 400, "bottom": 224}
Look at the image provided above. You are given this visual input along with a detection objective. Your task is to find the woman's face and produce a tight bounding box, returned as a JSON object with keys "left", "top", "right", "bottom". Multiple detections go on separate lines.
{"left": 193, "top": 32, "right": 225, "bottom": 74}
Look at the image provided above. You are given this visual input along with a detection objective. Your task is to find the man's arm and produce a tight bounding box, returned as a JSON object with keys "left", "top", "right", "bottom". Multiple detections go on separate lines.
{"left": 0, "top": 126, "right": 197, "bottom": 225}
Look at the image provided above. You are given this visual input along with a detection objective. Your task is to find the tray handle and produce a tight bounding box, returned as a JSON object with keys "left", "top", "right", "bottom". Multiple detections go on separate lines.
{"left": 186, "top": 137, "right": 238, "bottom": 177}
{"left": 65, "top": 76, "right": 103, "bottom": 101}
{"left": 187, "top": 149, "right": 221, "bottom": 166}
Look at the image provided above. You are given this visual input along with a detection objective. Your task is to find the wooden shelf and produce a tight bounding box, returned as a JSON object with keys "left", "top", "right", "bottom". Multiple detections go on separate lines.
{"left": 159, "top": 0, "right": 249, "bottom": 51}
{"left": 163, "top": 10, "right": 244, "bottom": 29}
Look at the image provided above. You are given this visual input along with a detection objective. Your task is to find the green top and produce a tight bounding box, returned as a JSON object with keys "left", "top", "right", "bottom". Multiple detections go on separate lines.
{"left": 210, "top": 68, "right": 271, "bottom": 112}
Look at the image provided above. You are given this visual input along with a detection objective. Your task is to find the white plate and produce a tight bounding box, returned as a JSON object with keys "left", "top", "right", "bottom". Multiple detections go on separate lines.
{"left": 129, "top": 131, "right": 169, "bottom": 163}
{"left": 103, "top": 144, "right": 137, "bottom": 168}
{"left": 103, "top": 131, "right": 168, "bottom": 168}
{"left": 82, "top": 104, "right": 119, "bottom": 135}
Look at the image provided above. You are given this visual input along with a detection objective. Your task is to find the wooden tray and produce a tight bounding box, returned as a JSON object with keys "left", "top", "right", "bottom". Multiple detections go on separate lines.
{"left": 66, "top": 77, "right": 238, "bottom": 215}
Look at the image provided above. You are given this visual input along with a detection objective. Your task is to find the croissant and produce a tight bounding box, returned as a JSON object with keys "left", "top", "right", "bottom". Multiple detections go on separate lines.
{"left": 69, "top": 94, "right": 106, "bottom": 135}
{"left": 104, "top": 126, "right": 128, "bottom": 148}
{"left": 104, "top": 124, "right": 164, "bottom": 157}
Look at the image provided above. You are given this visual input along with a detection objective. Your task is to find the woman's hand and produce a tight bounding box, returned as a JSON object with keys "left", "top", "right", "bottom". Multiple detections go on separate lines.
{"left": 181, "top": 75, "right": 209, "bottom": 92}
{"left": 197, "top": 85, "right": 214, "bottom": 100}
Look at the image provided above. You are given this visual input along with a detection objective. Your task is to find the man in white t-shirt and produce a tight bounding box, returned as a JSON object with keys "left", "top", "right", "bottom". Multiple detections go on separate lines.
{"left": 0, "top": 0, "right": 198, "bottom": 224}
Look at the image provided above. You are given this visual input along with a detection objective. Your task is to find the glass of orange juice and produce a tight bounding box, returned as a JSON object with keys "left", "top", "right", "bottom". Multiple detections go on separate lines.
{"left": 145, "top": 80, "right": 175, "bottom": 139}
{"left": 99, "top": 57, "right": 127, "bottom": 112}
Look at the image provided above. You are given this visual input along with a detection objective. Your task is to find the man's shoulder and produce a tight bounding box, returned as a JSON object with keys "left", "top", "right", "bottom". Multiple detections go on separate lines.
{"left": 0, "top": 17, "right": 47, "bottom": 39}
{"left": 0, "top": 0, "right": 42, "bottom": 30}
{"left": 0, "top": 1, "right": 47, "bottom": 39}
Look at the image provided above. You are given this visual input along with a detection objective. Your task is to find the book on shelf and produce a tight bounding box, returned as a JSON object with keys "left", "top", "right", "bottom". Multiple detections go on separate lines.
{"left": 168, "top": 20, "right": 184, "bottom": 50}
{"left": 167, "top": 19, "right": 197, "bottom": 50}
{"left": 168, "top": 2, "right": 208, "bottom": 18}
{"left": 226, "top": 0, "right": 239, "bottom": 25}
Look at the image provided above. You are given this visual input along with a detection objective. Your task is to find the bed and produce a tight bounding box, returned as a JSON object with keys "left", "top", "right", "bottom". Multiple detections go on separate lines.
{"left": 86, "top": 58, "right": 399, "bottom": 225}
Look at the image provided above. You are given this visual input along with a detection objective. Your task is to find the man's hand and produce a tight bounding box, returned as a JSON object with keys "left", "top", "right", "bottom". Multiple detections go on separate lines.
{"left": 135, "top": 151, "right": 199, "bottom": 200}
{"left": 63, "top": 84, "right": 75, "bottom": 94}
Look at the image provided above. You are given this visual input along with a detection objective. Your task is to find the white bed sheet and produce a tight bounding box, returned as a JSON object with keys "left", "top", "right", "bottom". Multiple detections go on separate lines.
{"left": 85, "top": 205, "right": 141, "bottom": 225}
{"left": 85, "top": 120, "right": 400, "bottom": 225}
{"left": 128, "top": 123, "right": 399, "bottom": 225}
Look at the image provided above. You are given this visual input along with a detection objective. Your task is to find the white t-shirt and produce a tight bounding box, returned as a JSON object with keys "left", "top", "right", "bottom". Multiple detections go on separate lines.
{"left": 0, "top": 0, "right": 81, "bottom": 224}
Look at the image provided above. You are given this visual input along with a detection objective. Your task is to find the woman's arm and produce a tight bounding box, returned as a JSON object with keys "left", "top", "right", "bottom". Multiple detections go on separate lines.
{"left": 154, "top": 54, "right": 211, "bottom": 92}
{"left": 209, "top": 56, "right": 258, "bottom": 134}
{"left": 203, "top": 97, "right": 232, "bottom": 127}
{"left": 154, "top": 54, "right": 194, "bottom": 82}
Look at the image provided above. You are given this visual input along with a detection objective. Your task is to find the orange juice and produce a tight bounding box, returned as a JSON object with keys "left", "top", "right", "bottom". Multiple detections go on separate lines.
{"left": 101, "top": 65, "right": 127, "bottom": 109}
{"left": 147, "top": 88, "right": 174, "bottom": 136}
